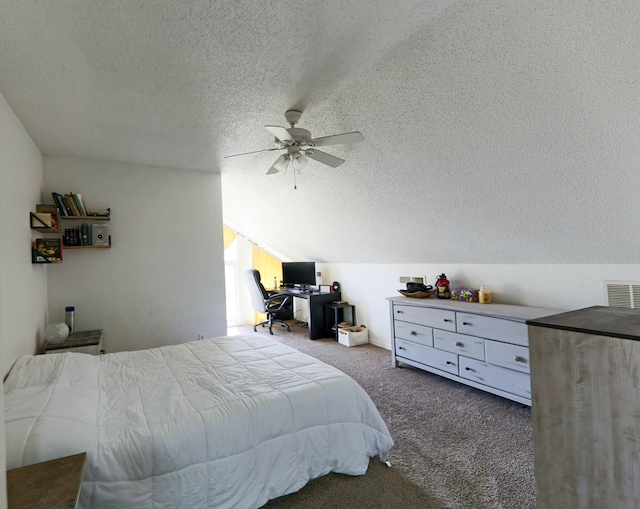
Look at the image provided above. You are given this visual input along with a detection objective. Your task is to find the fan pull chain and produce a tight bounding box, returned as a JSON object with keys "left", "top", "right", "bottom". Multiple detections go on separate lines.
{"left": 293, "top": 168, "right": 297, "bottom": 189}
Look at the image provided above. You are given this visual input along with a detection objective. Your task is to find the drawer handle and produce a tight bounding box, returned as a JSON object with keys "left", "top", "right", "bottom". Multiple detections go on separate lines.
{"left": 462, "top": 321, "right": 472, "bottom": 326}
{"left": 398, "top": 346, "right": 405, "bottom": 350}
{"left": 410, "top": 331, "right": 417, "bottom": 336}
{"left": 465, "top": 366, "right": 474, "bottom": 371}
{"left": 454, "top": 341, "right": 464, "bottom": 347}
{"left": 444, "top": 319, "right": 453, "bottom": 323}
{"left": 513, "top": 355, "right": 527, "bottom": 363}
{"left": 396, "top": 310, "right": 404, "bottom": 314}
{"left": 446, "top": 361, "right": 455, "bottom": 366}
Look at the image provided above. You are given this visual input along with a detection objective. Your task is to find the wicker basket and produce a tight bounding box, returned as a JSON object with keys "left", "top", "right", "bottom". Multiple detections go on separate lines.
{"left": 398, "top": 289, "right": 437, "bottom": 298}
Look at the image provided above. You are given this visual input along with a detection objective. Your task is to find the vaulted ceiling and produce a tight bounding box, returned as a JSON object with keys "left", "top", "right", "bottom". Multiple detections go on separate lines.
{"left": 2, "top": 1, "right": 639, "bottom": 263}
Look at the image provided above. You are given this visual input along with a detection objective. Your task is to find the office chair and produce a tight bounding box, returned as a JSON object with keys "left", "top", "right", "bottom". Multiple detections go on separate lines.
{"left": 243, "top": 268, "right": 291, "bottom": 335}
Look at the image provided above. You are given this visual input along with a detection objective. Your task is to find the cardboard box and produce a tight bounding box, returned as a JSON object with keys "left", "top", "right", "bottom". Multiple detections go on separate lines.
{"left": 338, "top": 326, "right": 368, "bottom": 347}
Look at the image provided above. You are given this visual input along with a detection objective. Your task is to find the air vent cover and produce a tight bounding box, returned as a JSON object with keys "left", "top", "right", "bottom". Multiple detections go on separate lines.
{"left": 603, "top": 281, "right": 640, "bottom": 309}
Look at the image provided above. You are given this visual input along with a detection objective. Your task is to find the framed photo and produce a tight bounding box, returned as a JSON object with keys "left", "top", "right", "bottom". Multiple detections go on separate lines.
{"left": 32, "top": 238, "right": 63, "bottom": 263}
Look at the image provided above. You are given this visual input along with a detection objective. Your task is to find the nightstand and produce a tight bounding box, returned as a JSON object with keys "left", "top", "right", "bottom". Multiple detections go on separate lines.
{"left": 43, "top": 329, "right": 104, "bottom": 355}
{"left": 7, "top": 452, "right": 86, "bottom": 509}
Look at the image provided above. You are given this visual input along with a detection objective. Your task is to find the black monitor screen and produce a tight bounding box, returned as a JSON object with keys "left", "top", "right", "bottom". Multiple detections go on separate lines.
{"left": 282, "top": 262, "right": 316, "bottom": 287}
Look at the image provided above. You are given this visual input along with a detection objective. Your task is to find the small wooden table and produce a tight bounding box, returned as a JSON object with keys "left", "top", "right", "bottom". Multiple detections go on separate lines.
{"left": 7, "top": 452, "right": 86, "bottom": 509}
{"left": 43, "top": 329, "right": 104, "bottom": 355}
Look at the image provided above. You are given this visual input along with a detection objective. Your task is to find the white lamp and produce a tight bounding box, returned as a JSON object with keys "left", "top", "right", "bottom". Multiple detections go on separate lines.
{"left": 44, "top": 322, "right": 70, "bottom": 344}
{"left": 292, "top": 151, "right": 308, "bottom": 170}
{"left": 267, "top": 154, "right": 289, "bottom": 175}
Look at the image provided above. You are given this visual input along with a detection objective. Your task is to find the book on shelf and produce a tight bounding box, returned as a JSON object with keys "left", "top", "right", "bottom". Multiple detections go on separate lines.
{"left": 32, "top": 238, "right": 63, "bottom": 263}
{"left": 91, "top": 224, "right": 109, "bottom": 245}
{"left": 63, "top": 194, "right": 80, "bottom": 216}
{"left": 51, "top": 192, "right": 70, "bottom": 216}
{"left": 81, "top": 223, "right": 90, "bottom": 246}
{"left": 35, "top": 204, "right": 60, "bottom": 228}
{"left": 50, "top": 191, "right": 92, "bottom": 217}
{"left": 71, "top": 193, "right": 88, "bottom": 216}
{"left": 31, "top": 205, "right": 60, "bottom": 230}
{"left": 87, "top": 209, "right": 110, "bottom": 217}
{"left": 64, "top": 228, "right": 82, "bottom": 246}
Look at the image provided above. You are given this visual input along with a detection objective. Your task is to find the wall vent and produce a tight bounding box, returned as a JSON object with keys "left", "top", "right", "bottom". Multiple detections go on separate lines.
{"left": 603, "top": 281, "right": 640, "bottom": 309}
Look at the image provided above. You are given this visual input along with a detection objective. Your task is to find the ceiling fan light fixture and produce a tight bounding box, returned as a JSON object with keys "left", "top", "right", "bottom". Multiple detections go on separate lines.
{"left": 292, "top": 152, "right": 308, "bottom": 170}
{"left": 267, "top": 153, "right": 289, "bottom": 174}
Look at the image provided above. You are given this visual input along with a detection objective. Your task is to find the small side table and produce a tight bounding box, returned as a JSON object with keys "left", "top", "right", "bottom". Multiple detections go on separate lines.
{"left": 324, "top": 303, "right": 356, "bottom": 340}
{"left": 7, "top": 452, "right": 86, "bottom": 509}
{"left": 43, "top": 329, "right": 104, "bottom": 355}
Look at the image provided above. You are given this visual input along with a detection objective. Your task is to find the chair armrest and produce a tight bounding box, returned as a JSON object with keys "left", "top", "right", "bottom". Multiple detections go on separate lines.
{"left": 266, "top": 294, "right": 291, "bottom": 311}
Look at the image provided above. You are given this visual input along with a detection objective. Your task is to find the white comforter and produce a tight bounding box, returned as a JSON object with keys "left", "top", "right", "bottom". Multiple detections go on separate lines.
{"left": 4, "top": 334, "right": 393, "bottom": 509}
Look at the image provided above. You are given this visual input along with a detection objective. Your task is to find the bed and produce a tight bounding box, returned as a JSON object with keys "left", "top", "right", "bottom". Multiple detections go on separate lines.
{"left": 4, "top": 334, "right": 394, "bottom": 509}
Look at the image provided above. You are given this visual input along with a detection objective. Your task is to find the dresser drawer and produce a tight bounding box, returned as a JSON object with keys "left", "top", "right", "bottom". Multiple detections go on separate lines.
{"left": 459, "top": 357, "right": 531, "bottom": 399}
{"left": 395, "top": 338, "right": 458, "bottom": 375}
{"left": 433, "top": 329, "right": 485, "bottom": 361}
{"left": 393, "top": 305, "right": 456, "bottom": 331}
{"left": 485, "top": 340, "right": 530, "bottom": 374}
{"left": 394, "top": 321, "right": 433, "bottom": 347}
{"left": 456, "top": 313, "right": 528, "bottom": 346}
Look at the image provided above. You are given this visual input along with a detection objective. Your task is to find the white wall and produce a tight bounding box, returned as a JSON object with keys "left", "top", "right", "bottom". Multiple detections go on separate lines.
{"left": 325, "top": 264, "right": 640, "bottom": 349}
{"left": 44, "top": 157, "right": 227, "bottom": 353}
{"left": 0, "top": 91, "right": 46, "bottom": 509}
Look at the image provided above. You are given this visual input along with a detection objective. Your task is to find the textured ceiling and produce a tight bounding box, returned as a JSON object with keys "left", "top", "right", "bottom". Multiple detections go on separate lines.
{"left": 2, "top": 1, "right": 640, "bottom": 264}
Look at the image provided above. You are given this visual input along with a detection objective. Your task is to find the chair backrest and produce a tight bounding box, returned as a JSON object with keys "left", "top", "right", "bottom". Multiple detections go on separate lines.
{"left": 243, "top": 268, "right": 269, "bottom": 313}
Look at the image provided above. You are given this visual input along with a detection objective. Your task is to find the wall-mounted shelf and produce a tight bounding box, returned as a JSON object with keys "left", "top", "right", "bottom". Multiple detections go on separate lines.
{"left": 64, "top": 245, "right": 111, "bottom": 249}
{"left": 62, "top": 215, "right": 110, "bottom": 221}
{"left": 30, "top": 206, "right": 60, "bottom": 233}
{"left": 31, "top": 198, "right": 112, "bottom": 261}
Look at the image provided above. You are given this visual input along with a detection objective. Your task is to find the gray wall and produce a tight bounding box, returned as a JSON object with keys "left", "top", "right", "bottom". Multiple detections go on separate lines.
{"left": 0, "top": 91, "right": 46, "bottom": 509}
{"left": 44, "top": 157, "right": 228, "bottom": 353}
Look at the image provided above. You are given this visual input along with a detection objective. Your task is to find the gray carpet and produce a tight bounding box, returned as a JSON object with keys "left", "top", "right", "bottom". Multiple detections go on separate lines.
{"left": 230, "top": 322, "right": 535, "bottom": 509}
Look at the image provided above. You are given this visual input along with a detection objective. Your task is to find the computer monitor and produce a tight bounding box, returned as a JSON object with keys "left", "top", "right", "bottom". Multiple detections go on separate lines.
{"left": 282, "top": 261, "right": 316, "bottom": 288}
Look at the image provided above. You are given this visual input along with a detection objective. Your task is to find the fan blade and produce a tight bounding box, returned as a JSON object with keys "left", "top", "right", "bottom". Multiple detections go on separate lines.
{"left": 265, "top": 125, "right": 294, "bottom": 144}
{"left": 306, "top": 150, "right": 345, "bottom": 168}
{"left": 225, "top": 147, "right": 281, "bottom": 159}
{"left": 307, "top": 131, "right": 364, "bottom": 147}
{"left": 267, "top": 154, "right": 289, "bottom": 175}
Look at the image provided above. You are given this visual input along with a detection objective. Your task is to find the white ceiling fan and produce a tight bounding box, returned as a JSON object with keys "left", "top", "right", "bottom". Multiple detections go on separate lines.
{"left": 224, "top": 110, "right": 365, "bottom": 175}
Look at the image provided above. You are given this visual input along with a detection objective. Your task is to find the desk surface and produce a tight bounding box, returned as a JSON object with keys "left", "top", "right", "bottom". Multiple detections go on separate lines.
{"left": 274, "top": 288, "right": 337, "bottom": 298}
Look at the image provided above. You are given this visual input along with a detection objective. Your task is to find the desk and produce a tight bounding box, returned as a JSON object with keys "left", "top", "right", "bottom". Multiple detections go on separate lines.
{"left": 274, "top": 289, "right": 341, "bottom": 339}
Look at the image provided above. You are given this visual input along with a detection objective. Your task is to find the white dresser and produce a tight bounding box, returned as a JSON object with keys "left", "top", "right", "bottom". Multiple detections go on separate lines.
{"left": 387, "top": 296, "right": 559, "bottom": 405}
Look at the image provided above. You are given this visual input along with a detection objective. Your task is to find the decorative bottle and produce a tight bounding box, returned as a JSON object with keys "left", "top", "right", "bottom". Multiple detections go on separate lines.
{"left": 435, "top": 274, "right": 451, "bottom": 299}
{"left": 479, "top": 285, "right": 492, "bottom": 304}
{"left": 65, "top": 306, "right": 75, "bottom": 334}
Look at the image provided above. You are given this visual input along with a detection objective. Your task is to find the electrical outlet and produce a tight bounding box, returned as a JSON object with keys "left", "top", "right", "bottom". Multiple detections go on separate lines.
{"left": 410, "top": 276, "right": 424, "bottom": 284}
{"left": 198, "top": 333, "right": 205, "bottom": 340}
{"left": 399, "top": 276, "right": 411, "bottom": 283}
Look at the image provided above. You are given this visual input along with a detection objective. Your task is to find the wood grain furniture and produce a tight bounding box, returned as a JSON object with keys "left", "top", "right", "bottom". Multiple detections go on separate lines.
{"left": 7, "top": 452, "right": 86, "bottom": 509}
{"left": 387, "top": 296, "right": 560, "bottom": 405}
{"left": 43, "top": 329, "right": 104, "bottom": 354}
{"left": 528, "top": 306, "right": 640, "bottom": 509}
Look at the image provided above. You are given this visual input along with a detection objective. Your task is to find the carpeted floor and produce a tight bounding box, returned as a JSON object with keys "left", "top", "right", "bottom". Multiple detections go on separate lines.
{"left": 229, "top": 322, "right": 536, "bottom": 509}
